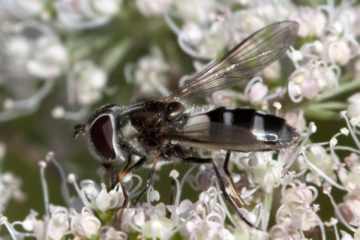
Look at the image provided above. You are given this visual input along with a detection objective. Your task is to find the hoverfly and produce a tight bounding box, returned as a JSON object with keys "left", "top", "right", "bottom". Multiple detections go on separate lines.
{"left": 75, "top": 21, "right": 299, "bottom": 227}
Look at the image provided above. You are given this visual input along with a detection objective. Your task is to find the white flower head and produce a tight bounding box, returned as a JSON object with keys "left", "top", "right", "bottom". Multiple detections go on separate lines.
{"left": 289, "top": 7, "right": 326, "bottom": 37}
{"left": 70, "top": 208, "right": 101, "bottom": 238}
{"left": 26, "top": 38, "right": 68, "bottom": 79}
{"left": 133, "top": 48, "right": 170, "bottom": 96}
{"left": 2, "top": 22, "right": 67, "bottom": 80}
{"left": 55, "top": 0, "right": 122, "bottom": 30}
{"left": 0, "top": 0, "right": 44, "bottom": 19}
{"left": 70, "top": 61, "right": 108, "bottom": 106}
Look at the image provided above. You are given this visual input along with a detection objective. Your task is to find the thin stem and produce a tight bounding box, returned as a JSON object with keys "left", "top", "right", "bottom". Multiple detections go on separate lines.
{"left": 39, "top": 162, "right": 50, "bottom": 217}
{"left": 0, "top": 217, "right": 18, "bottom": 240}
{"left": 333, "top": 222, "right": 340, "bottom": 240}
{"left": 301, "top": 152, "right": 347, "bottom": 191}
{"left": 39, "top": 161, "right": 50, "bottom": 240}
{"left": 316, "top": 215, "right": 326, "bottom": 240}
{"left": 67, "top": 174, "right": 91, "bottom": 208}
{"left": 324, "top": 191, "right": 356, "bottom": 232}
{"left": 47, "top": 153, "right": 72, "bottom": 206}
{"left": 317, "top": 80, "right": 360, "bottom": 102}
{"left": 261, "top": 192, "right": 273, "bottom": 231}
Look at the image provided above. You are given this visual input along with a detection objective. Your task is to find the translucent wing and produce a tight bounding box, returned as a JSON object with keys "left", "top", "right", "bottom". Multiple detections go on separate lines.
{"left": 169, "top": 21, "right": 298, "bottom": 99}
{"left": 167, "top": 107, "right": 298, "bottom": 152}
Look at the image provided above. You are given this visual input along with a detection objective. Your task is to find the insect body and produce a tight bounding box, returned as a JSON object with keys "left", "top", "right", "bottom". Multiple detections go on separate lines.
{"left": 75, "top": 21, "right": 299, "bottom": 227}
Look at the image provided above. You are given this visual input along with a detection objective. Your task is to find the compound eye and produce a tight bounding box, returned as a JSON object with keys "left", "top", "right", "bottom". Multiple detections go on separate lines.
{"left": 89, "top": 114, "right": 116, "bottom": 159}
{"left": 166, "top": 102, "right": 185, "bottom": 121}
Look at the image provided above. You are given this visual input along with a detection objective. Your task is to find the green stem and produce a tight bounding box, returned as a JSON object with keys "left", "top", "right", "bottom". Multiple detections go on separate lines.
{"left": 100, "top": 40, "right": 131, "bottom": 72}
{"left": 306, "top": 101, "right": 347, "bottom": 110}
{"left": 317, "top": 80, "right": 360, "bottom": 102}
{"left": 261, "top": 192, "right": 273, "bottom": 231}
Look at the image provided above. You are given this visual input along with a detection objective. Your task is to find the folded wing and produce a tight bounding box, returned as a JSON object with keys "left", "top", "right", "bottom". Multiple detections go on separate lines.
{"left": 169, "top": 21, "right": 299, "bottom": 99}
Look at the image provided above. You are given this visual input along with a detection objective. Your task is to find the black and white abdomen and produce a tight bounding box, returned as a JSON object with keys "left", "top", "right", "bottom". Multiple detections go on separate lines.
{"left": 173, "top": 107, "right": 299, "bottom": 152}
{"left": 209, "top": 107, "right": 297, "bottom": 144}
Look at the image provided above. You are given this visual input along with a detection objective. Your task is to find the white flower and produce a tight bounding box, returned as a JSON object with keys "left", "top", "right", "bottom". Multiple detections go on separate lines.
{"left": 327, "top": 39, "right": 352, "bottom": 65}
{"left": 47, "top": 206, "right": 70, "bottom": 240}
{"left": 211, "top": 90, "right": 239, "bottom": 108}
{"left": 271, "top": 183, "right": 319, "bottom": 235}
{"left": 288, "top": 61, "right": 339, "bottom": 101}
{"left": 70, "top": 208, "right": 101, "bottom": 238}
{"left": 249, "top": 153, "right": 283, "bottom": 193}
{"left": 338, "top": 154, "right": 360, "bottom": 191}
{"left": 304, "top": 145, "right": 338, "bottom": 185}
{"left": 136, "top": 0, "right": 172, "bottom": 16}
{"left": 281, "top": 182, "right": 317, "bottom": 208}
{"left": 172, "top": 0, "right": 222, "bottom": 24}
{"left": 2, "top": 22, "right": 67, "bottom": 80}
{"left": 338, "top": 188, "right": 360, "bottom": 227}
{"left": 245, "top": 81, "right": 268, "bottom": 104}
{"left": 55, "top": 0, "right": 122, "bottom": 30}
{"left": 95, "top": 184, "right": 125, "bottom": 212}
{"left": 289, "top": 7, "right": 326, "bottom": 37}
{"left": 127, "top": 203, "right": 176, "bottom": 240}
{"left": 70, "top": 61, "right": 108, "bottom": 105}
{"left": 133, "top": 48, "right": 170, "bottom": 96}
{"left": 142, "top": 216, "right": 175, "bottom": 240}
{"left": 180, "top": 22, "right": 204, "bottom": 46}
{"left": 92, "top": 0, "right": 121, "bottom": 16}
{"left": 0, "top": 172, "right": 24, "bottom": 213}
{"left": 100, "top": 227, "right": 127, "bottom": 240}
{"left": 22, "top": 210, "right": 44, "bottom": 236}
{"left": 284, "top": 110, "right": 306, "bottom": 132}
{"left": 184, "top": 217, "right": 235, "bottom": 240}
{"left": 347, "top": 93, "right": 360, "bottom": 119}
{"left": 80, "top": 180, "right": 101, "bottom": 203}
{"left": 79, "top": 180, "right": 125, "bottom": 212}
{"left": 26, "top": 38, "right": 68, "bottom": 79}
{"left": 263, "top": 61, "right": 281, "bottom": 80}
{"left": 170, "top": 199, "right": 195, "bottom": 221}
{"left": 0, "top": 0, "right": 44, "bottom": 19}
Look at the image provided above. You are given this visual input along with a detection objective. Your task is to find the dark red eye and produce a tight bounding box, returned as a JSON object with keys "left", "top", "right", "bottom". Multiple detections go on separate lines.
{"left": 89, "top": 114, "right": 116, "bottom": 159}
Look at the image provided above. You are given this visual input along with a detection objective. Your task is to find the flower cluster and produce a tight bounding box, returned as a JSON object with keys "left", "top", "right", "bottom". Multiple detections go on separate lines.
{"left": 0, "top": 143, "right": 24, "bottom": 214}
{"left": 0, "top": 0, "right": 121, "bottom": 121}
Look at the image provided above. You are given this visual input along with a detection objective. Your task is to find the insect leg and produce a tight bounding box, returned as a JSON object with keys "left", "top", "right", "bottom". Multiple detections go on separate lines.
{"left": 118, "top": 155, "right": 147, "bottom": 180}
{"left": 212, "top": 151, "right": 255, "bottom": 228}
{"left": 183, "top": 156, "right": 212, "bottom": 163}
{"left": 102, "top": 161, "right": 120, "bottom": 190}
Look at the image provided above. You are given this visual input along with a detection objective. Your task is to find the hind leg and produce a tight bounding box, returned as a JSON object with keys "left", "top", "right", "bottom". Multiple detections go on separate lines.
{"left": 212, "top": 151, "right": 255, "bottom": 228}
